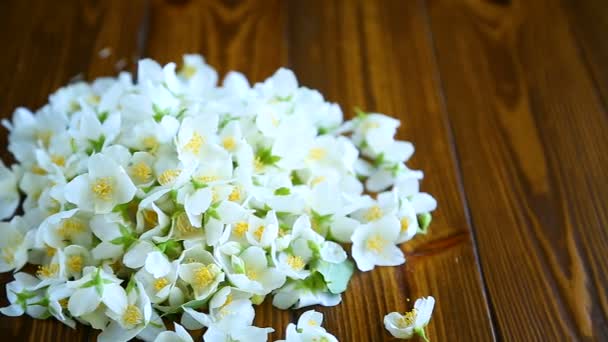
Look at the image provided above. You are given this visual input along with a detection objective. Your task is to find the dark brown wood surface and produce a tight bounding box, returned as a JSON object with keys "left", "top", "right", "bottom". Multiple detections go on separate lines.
{"left": 0, "top": 0, "right": 606, "bottom": 341}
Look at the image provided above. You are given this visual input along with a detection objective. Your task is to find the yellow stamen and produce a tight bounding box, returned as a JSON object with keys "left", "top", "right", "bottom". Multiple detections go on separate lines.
{"left": 366, "top": 235, "right": 386, "bottom": 253}
{"left": 180, "top": 65, "right": 197, "bottom": 79}
{"left": 142, "top": 209, "right": 158, "bottom": 230}
{"left": 58, "top": 218, "right": 85, "bottom": 238}
{"left": 246, "top": 269, "right": 258, "bottom": 280}
{"left": 233, "top": 222, "right": 248, "bottom": 237}
{"left": 130, "top": 162, "right": 152, "bottom": 183}
{"left": 2, "top": 247, "right": 15, "bottom": 264}
{"left": 122, "top": 305, "right": 143, "bottom": 326}
{"left": 253, "top": 157, "right": 265, "bottom": 173}
{"left": 222, "top": 294, "right": 233, "bottom": 308}
{"left": 286, "top": 255, "right": 305, "bottom": 271}
{"left": 58, "top": 298, "right": 69, "bottom": 309}
{"left": 192, "top": 265, "right": 217, "bottom": 288}
{"left": 270, "top": 114, "right": 279, "bottom": 127}
{"left": 184, "top": 132, "right": 205, "bottom": 154}
{"left": 362, "top": 121, "right": 380, "bottom": 133}
{"left": 211, "top": 188, "right": 220, "bottom": 203}
{"left": 31, "top": 165, "right": 47, "bottom": 175}
{"left": 308, "top": 147, "right": 327, "bottom": 161}
{"left": 67, "top": 255, "right": 83, "bottom": 273}
{"left": 37, "top": 263, "right": 59, "bottom": 278}
{"left": 195, "top": 175, "right": 218, "bottom": 183}
{"left": 400, "top": 217, "right": 410, "bottom": 233}
{"left": 36, "top": 131, "right": 52, "bottom": 147}
{"left": 222, "top": 136, "right": 236, "bottom": 151}
{"left": 308, "top": 319, "right": 317, "bottom": 326}
{"left": 153, "top": 277, "right": 169, "bottom": 291}
{"left": 69, "top": 101, "right": 81, "bottom": 112}
{"left": 91, "top": 177, "right": 113, "bottom": 200}
{"left": 45, "top": 245, "right": 56, "bottom": 257}
{"left": 396, "top": 309, "right": 417, "bottom": 328}
{"left": 228, "top": 186, "right": 242, "bottom": 202}
{"left": 175, "top": 213, "right": 197, "bottom": 233}
{"left": 364, "top": 205, "right": 383, "bottom": 221}
{"left": 142, "top": 136, "right": 159, "bottom": 151}
{"left": 253, "top": 225, "right": 265, "bottom": 241}
{"left": 310, "top": 176, "right": 326, "bottom": 187}
{"left": 158, "top": 169, "right": 181, "bottom": 186}
{"left": 87, "top": 95, "right": 100, "bottom": 104}
{"left": 50, "top": 154, "right": 65, "bottom": 167}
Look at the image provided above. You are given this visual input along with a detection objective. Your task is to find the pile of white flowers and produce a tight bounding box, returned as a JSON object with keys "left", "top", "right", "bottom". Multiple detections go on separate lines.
{"left": 0, "top": 55, "right": 437, "bottom": 341}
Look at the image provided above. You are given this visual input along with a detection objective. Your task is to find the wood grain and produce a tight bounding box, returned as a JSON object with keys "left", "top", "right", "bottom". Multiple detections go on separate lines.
{"left": 0, "top": 0, "right": 146, "bottom": 340}
{"left": 427, "top": 0, "right": 608, "bottom": 340}
{"left": 561, "top": 0, "right": 608, "bottom": 109}
{"left": 287, "top": 0, "right": 495, "bottom": 340}
{"left": 2, "top": 0, "right": 608, "bottom": 341}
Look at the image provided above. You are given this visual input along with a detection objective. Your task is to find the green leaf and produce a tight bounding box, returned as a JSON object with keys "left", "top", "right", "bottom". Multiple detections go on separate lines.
{"left": 88, "top": 135, "right": 105, "bottom": 154}
{"left": 251, "top": 294, "right": 265, "bottom": 305}
{"left": 231, "top": 255, "right": 246, "bottom": 274}
{"left": 373, "top": 153, "right": 385, "bottom": 167}
{"left": 125, "top": 275, "right": 137, "bottom": 293}
{"left": 354, "top": 106, "right": 368, "bottom": 120}
{"left": 316, "top": 260, "right": 354, "bottom": 294}
{"left": 182, "top": 298, "right": 209, "bottom": 310}
{"left": 192, "top": 179, "right": 209, "bottom": 189}
{"left": 274, "top": 187, "right": 291, "bottom": 196}
{"left": 272, "top": 95, "right": 292, "bottom": 102}
{"left": 157, "top": 240, "right": 182, "bottom": 259}
{"left": 298, "top": 272, "right": 327, "bottom": 292}
{"left": 256, "top": 147, "right": 281, "bottom": 165}
{"left": 84, "top": 268, "right": 106, "bottom": 296}
{"left": 70, "top": 138, "right": 78, "bottom": 153}
{"left": 219, "top": 114, "right": 239, "bottom": 129}
{"left": 175, "top": 107, "right": 188, "bottom": 120}
{"left": 417, "top": 212, "right": 432, "bottom": 234}
{"left": 152, "top": 103, "right": 169, "bottom": 122}
{"left": 290, "top": 171, "right": 304, "bottom": 185}
{"left": 307, "top": 240, "right": 321, "bottom": 259}
{"left": 98, "top": 111, "right": 109, "bottom": 123}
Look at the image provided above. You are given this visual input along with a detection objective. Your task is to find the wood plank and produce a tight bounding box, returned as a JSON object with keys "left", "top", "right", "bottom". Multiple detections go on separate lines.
{"left": 561, "top": 0, "right": 608, "bottom": 108}
{"left": 287, "top": 0, "right": 496, "bottom": 340}
{"left": 144, "top": 0, "right": 291, "bottom": 339}
{"left": 0, "top": 0, "right": 146, "bottom": 340}
{"left": 427, "top": 0, "right": 608, "bottom": 340}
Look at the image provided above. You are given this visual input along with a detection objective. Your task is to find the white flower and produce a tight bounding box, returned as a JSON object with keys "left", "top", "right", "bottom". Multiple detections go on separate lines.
{"left": 0, "top": 55, "right": 439, "bottom": 339}
{"left": 0, "top": 272, "right": 43, "bottom": 317}
{"left": 65, "top": 153, "right": 137, "bottom": 213}
{"left": 245, "top": 210, "right": 279, "bottom": 248}
{"left": 99, "top": 280, "right": 152, "bottom": 342}
{"left": 176, "top": 115, "right": 219, "bottom": 166}
{"left": 136, "top": 258, "right": 179, "bottom": 304}
{"left": 351, "top": 216, "right": 405, "bottom": 271}
{"left": 38, "top": 209, "right": 93, "bottom": 250}
{"left": 0, "top": 160, "right": 20, "bottom": 219}
{"left": 384, "top": 296, "right": 435, "bottom": 341}
{"left": 90, "top": 212, "right": 132, "bottom": 260}
{"left": 277, "top": 310, "right": 338, "bottom": 342}
{"left": 66, "top": 266, "right": 123, "bottom": 317}
{"left": 154, "top": 322, "right": 193, "bottom": 342}
{"left": 0, "top": 216, "right": 34, "bottom": 272}
{"left": 272, "top": 281, "right": 341, "bottom": 310}
{"left": 178, "top": 248, "right": 224, "bottom": 300}
{"left": 225, "top": 246, "right": 285, "bottom": 295}
{"left": 46, "top": 283, "right": 76, "bottom": 327}
{"left": 182, "top": 296, "right": 273, "bottom": 342}
{"left": 352, "top": 112, "right": 400, "bottom": 154}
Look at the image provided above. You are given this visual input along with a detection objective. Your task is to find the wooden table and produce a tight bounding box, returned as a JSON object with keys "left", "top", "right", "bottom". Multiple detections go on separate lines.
{"left": 1, "top": 0, "right": 606, "bottom": 340}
